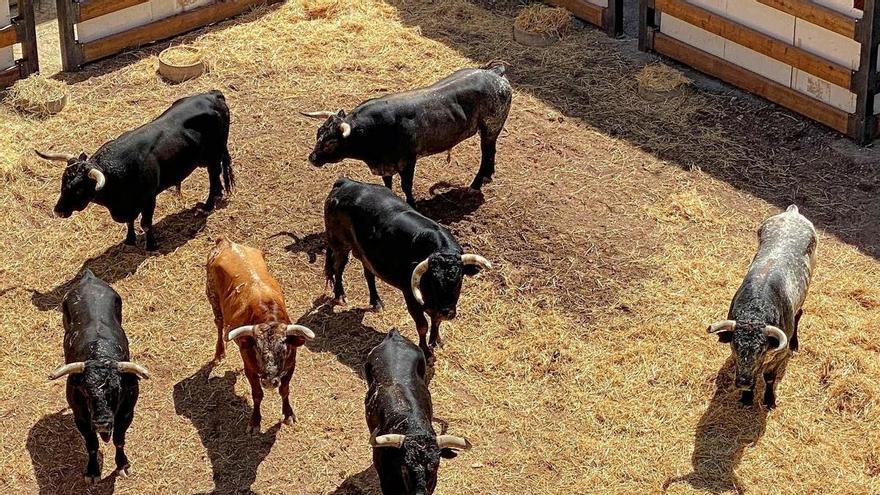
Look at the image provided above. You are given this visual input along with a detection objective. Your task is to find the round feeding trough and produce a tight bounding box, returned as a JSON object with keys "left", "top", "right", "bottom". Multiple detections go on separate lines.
{"left": 513, "top": 5, "right": 570, "bottom": 47}
{"left": 158, "top": 46, "right": 206, "bottom": 83}
{"left": 7, "top": 75, "right": 69, "bottom": 116}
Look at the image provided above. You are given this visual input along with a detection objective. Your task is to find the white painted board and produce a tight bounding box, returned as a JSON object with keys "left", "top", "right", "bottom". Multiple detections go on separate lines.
{"left": 181, "top": 0, "right": 213, "bottom": 12}
{"left": 151, "top": 0, "right": 183, "bottom": 20}
{"left": 0, "top": 0, "right": 13, "bottom": 71}
{"left": 791, "top": 68, "right": 856, "bottom": 113}
{"left": 725, "top": 41, "right": 793, "bottom": 86}
{"left": 586, "top": 0, "right": 609, "bottom": 8}
{"left": 659, "top": 13, "right": 726, "bottom": 58}
{"left": 76, "top": 3, "right": 153, "bottom": 44}
{"left": 724, "top": 0, "right": 794, "bottom": 43}
{"left": 794, "top": 18, "right": 861, "bottom": 70}
{"left": 811, "top": 0, "right": 862, "bottom": 18}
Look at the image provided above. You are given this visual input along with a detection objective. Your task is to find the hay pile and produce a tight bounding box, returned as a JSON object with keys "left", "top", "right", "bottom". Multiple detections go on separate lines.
{"left": 5, "top": 74, "right": 68, "bottom": 116}
{"left": 514, "top": 4, "right": 570, "bottom": 36}
{"left": 302, "top": 0, "right": 341, "bottom": 19}
{"left": 0, "top": 0, "right": 878, "bottom": 494}
{"left": 160, "top": 45, "right": 202, "bottom": 66}
{"left": 637, "top": 62, "right": 691, "bottom": 93}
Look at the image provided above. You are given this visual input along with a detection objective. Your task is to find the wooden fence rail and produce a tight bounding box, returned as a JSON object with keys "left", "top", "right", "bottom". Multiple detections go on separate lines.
{"left": 0, "top": 0, "right": 38, "bottom": 89}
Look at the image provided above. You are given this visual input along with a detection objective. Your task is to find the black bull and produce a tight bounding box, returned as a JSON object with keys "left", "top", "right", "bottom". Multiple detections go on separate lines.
{"left": 707, "top": 205, "right": 817, "bottom": 410}
{"left": 48, "top": 269, "right": 150, "bottom": 484}
{"left": 323, "top": 178, "right": 492, "bottom": 358}
{"left": 305, "top": 64, "right": 512, "bottom": 206}
{"left": 36, "top": 90, "right": 233, "bottom": 251}
{"left": 365, "top": 329, "right": 471, "bottom": 495}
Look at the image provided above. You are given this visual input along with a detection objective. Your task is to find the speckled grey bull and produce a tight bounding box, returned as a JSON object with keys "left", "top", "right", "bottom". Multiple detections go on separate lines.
{"left": 707, "top": 205, "right": 817, "bottom": 410}
{"left": 303, "top": 63, "right": 512, "bottom": 206}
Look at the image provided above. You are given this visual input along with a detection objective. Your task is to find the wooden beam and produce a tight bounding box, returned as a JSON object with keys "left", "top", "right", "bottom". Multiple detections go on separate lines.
{"left": 603, "top": 0, "right": 624, "bottom": 36}
{"left": 544, "top": 0, "right": 604, "bottom": 27}
{"left": 757, "top": 0, "right": 857, "bottom": 39}
{"left": 17, "top": 0, "right": 40, "bottom": 76}
{"left": 655, "top": 0, "right": 853, "bottom": 89}
{"left": 639, "top": 0, "right": 658, "bottom": 52}
{"left": 0, "top": 23, "right": 17, "bottom": 49}
{"left": 78, "top": 0, "right": 150, "bottom": 22}
{"left": 653, "top": 32, "right": 851, "bottom": 134}
{"left": 82, "top": 0, "right": 276, "bottom": 63}
{"left": 850, "top": 0, "right": 879, "bottom": 143}
{"left": 0, "top": 64, "right": 21, "bottom": 89}
{"left": 56, "top": 0, "right": 84, "bottom": 71}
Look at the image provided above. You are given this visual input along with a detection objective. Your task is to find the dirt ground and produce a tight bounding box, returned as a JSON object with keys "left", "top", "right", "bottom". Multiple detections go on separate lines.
{"left": 0, "top": 1, "right": 878, "bottom": 494}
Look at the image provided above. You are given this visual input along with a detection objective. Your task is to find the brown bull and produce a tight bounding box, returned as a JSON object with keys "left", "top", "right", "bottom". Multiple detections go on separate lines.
{"left": 206, "top": 237, "right": 314, "bottom": 433}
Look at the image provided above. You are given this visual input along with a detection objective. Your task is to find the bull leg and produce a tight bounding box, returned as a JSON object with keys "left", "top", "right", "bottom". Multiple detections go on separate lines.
{"left": 112, "top": 409, "right": 134, "bottom": 476}
{"left": 245, "top": 371, "right": 264, "bottom": 434}
{"left": 74, "top": 416, "right": 101, "bottom": 484}
{"left": 208, "top": 290, "right": 225, "bottom": 364}
{"left": 141, "top": 198, "right": 158, "bottom": 251}
{"left": 329, "top": 247, "right": 349, "bottom": 305}
{"left": 124, "top": 221, "right": 137, "bottom": 246}
{"left": 280, "top": 365, "right": 296, "bottom": 425}
{"left": 382, "top": 175, "right": 393, "bottom": 189}
{"left": 791, "top": 309, "right": 802, "bottom": 353}
{"left": 763, "top": 371, "right": 778, "bottom": 410}
{"left": 203, "top": 162, "right": 223, "bottom": 212}
{"left": 471, "top": 128, "right": 498, "bottom": 190}
{"left": 364, "top": 268, "right": 383, "bottom": 311}
{"left": 740, "top": 387, "right": 755, "bottom": 407}
{"left": 405, "top": 296, "right": 432, "bottom": 359}
{"left": 429, "top": 316, "right": 443, "bottom": 349}
{"left": 400, "top": 160, "right": 417, "bottom": 207}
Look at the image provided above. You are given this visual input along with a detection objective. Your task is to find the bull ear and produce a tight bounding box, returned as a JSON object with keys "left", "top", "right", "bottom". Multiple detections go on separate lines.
{"left": 707, "top": 320, "right": 735, "bottom": 343}
{"left": 440, "top": 448, "right": 459, "bottom": 459}
{"left": 78, "top": 152, "right": 88, "bottom": 161}
{"left": 336, "top": 109, "right": 346, "bottom": 118}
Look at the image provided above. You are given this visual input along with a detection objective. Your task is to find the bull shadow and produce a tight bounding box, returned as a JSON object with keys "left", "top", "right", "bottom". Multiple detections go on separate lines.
{"left": 385, "top": 0, "right": 880, "bottom": 260}
{"left": 271, "top": 231, "right": 326, "bottom": 264}
{"left": 173, "top": 362, "right": 280, "bottom": 495}
{"left": 30, "top": 204, "right": 208, "bottom": 311}
{"left": 662, "top": 357, "right": 768, "bottom": 494}
{"left": 26, "top": 408, "right": 118, "bottom": 495}
{"left": 327, "top": 466, "right": 381, "bottom": 495}
{"left": 415, "top": 182, "right": 485, "bottom": 226}
{"left": 295, "top": 301, "right": 387, "bottom": 379}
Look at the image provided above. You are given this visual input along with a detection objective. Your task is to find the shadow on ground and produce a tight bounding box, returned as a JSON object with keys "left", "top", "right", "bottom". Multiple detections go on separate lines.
{"left": 173, "top": 362, "right": 281, "bottom": 495}
{"left": 386, "top": 0, "right": 880, "bottom": 259}
{"left": 30, "top": 205, "right": 208, "bottom": 310}
{"left": 662, "top": 357, "right": 768, "bottom": 494}
{"left": 296, "top": 300, "right": 387, "bottom": 378}
{"left": 27, "top": 409, "right": 118, "bottom": 495}
{"left": 328, "top": 466, "right": 382, "bottom": 495}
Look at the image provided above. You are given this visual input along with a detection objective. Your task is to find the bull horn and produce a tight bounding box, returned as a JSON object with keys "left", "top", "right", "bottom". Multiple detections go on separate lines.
{"left": 117, "top": 362, "right": 151, "bottom": 379}
{"left": 285, "top": 324, "right": 315, "bottom": 340}
{"left": 371, "top": 433, "right": 406, "bottom": 449}
{"left": 48, "top": 362, "right": 86, "bottom": 380}
{"left": 410, "top": 258, "right": 431, "bottom": 306}
{"left": 339, "top": 122, "right": 352, "bottom": 138}
{"left": 227, "top": 325, "right": 256, "bottom": 342}
{"left": 88, "top": 168, "right": 106, "bottom": 191}
{"left": 35, "top": 149, "right": 77, "bottom": 162}
{"left": 300, "top": 111, "right": 338, "bottom": 119}
{"left": 707, "top": 320, "right": 736, "bottom": 334}
{"left": 461, "top": 254, "right": 492, "bottom": 270}
{"left": 764, "top": 325, "right": 788, "bottom": 352}
{"left": 437, "top": 435, "right": 472, "bottom": 450}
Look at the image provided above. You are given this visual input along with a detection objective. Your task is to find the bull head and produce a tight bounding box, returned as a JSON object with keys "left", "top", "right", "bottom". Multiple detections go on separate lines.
{"left": 371, "top": 431, "right": 472, "bottom": 495}
{"left": 35, "top": 150, "right": 106, "bottom": 218}
{"left": 410, "top": 253, "right": 492, "bottom": 319}
{"left": 48, "top": 360, "right": 150, "bottom": 440}
{"left": 302, "top": 110, "right": 352, "bottom": 167}
{"left": 707, "top": 320, "right": 788, "bottom": 390}
{"left": 226, "top": 323, "right": 314, "bottom": 389}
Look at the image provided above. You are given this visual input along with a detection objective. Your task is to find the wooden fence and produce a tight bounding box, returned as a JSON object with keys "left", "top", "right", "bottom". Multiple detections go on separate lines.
{"left": 55, "top": 0, "right": 284, "bottom": 71}
{"left": 547, "top": 0, "right": 624, "bottom": 36}
{"left": 640, "top": 0, "right": 880, "bottom": 144}
{"left": 0, "top": 0, "right": 38, "bottom": 88}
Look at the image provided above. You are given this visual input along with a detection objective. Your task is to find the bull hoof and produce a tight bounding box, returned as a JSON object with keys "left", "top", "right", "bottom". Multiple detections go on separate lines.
{"left": 84, "top": 474, "right": 100, "bottom": 485}
{"left": 370, "top": 300, "right": 384, "bottom": 312}
{"left": 332, "top": 295, "right": 347, "bottom": 306}
{"left": 123, "top": 237, "right": 137, "bottom": 247}
{"left": 246, "top": 422, "right": 260, "bottom": 435}
{"left": 282, "top": 415, "right": 296, "bottom": 426}
{"left": 116, "top": 465, "right": 131, "bottom": 478}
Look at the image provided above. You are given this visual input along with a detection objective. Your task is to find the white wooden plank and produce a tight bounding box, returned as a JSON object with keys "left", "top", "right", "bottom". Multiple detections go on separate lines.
{"left": 151, "top": 0, "right": 183, "bottom": 20}
{"left": 811, "top": 0, "right": 862, "bottom": 18}
{"left": 0, "top": 0, "right": 13, "bottom": 71}
{"left": 791, "top": 68, "right": 856, "bottom": 113}
{"left": 659, "top": 12, "right": 726, "bottom": 58}
{"left": 724, "top": 40, "right": 794, "bottom": 86}
{"left": 794, "top": 18, "right": 861, "bottom": 71}
{"left": 724, "top": 0, "right": 795, "bottom": 42}
{"left": 181, "top": 0, "right": 213, "bottom": 12}
{"left": 586, "top": 0, "right": 609, "bottom": 8}
{"left": 76, "top": 3, "right": 154, "bottom": 44}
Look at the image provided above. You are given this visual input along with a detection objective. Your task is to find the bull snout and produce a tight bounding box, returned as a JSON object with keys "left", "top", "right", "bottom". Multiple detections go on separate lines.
{"left": 261, "top": 377, "right": 281, "bottom": 389}
{"left": 95, "top": 421, "right": 113, "bottom": 441}
{"left": 734, "top": 375, "right": 754, "bottom": 391}
{"left": 439, "top": 308, "right": 457, "bottom": 320}
{"left": 308, "top": 152, "right": 321, "bottom": 167}
{"left": 54, "top": 207, "right": 71, "bottom": 219}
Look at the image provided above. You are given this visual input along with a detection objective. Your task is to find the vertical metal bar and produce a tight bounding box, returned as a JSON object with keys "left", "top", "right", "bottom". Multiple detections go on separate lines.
{"left": 851, "top": 0, "right": 879, "bottom": 143}
{"left": 604, "top": 0, "right": 624, "bottom": 37}
{"left": 56, "top": 0, "right": 83, "bottom": 71}
{"left": 17, "top": 0, "right": 38, "bottom": 76}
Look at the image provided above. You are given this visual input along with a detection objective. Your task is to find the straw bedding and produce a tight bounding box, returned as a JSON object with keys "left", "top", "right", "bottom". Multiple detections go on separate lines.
{"left": 0, "top": 0, "right": 878, "bottom": 494}
{"left": 514, "top": 5, "right": 570, "bottom": 36}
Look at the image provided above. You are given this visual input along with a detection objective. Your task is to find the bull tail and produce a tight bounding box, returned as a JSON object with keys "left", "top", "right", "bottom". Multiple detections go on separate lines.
{"left": 221, "top": 149, "right": 235, "bottom": 195}
{"left": 483, "top": 60, "right": 508, "bottom": 77}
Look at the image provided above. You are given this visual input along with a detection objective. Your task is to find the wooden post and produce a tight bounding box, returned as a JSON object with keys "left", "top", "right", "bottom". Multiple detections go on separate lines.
{"left": 851, "top": 0, "right": 879, "bottom": 143}
{"left": 15, "top": 0, "right": 39, "bottom": 76}
{"left": 603, "top": 0, "right": 624, "bottom": 37}
{"left": 56, "top": 0, "right": 83, "bottom": 71}
{"left": 639, "top": 0, "right": 657, "bottom": 51}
